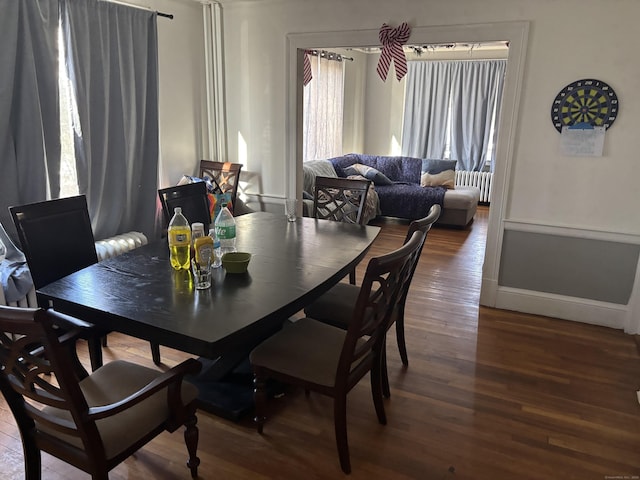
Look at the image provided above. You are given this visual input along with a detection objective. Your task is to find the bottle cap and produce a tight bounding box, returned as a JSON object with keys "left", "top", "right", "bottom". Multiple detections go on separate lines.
{"left": 174, "top": 207, "right": 182, "bottom": 213}
{"left": 192, "top": 222, "right": 204, "bottom": 231}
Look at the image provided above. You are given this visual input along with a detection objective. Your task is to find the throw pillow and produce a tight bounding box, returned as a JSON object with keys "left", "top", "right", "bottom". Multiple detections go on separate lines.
{"left": 343, "top": 163, "right": 393, "bottom": 185}
{"left": 420, "top": 159, "right": 457, "bottom": 189}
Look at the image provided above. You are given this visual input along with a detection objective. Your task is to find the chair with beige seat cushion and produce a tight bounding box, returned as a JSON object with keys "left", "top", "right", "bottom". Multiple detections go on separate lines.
{"left": 303, "top": 204, "right": 441, "bottom": 397}
{"left": 250, "top": 230, "right": 424, "bottom": 474}
{"left": 0, "top": 305, "right": 202, "bottom": 479}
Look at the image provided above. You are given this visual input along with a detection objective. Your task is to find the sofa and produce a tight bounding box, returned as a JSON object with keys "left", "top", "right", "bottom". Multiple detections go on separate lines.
{"left": 303, "top": 154, "right": 480, "bottom": 227}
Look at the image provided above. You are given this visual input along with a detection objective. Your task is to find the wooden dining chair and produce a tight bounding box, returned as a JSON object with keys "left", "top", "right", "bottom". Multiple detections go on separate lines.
{"left": 303, "top": 204, "right": 442, "bottom": 397}
{"left": 159, "top": 181, "right": 212, "bottom": 232}
{"left": 250, "top": 230, "right": 424, "bottom": 474}
{"left": 199, "top": 160, "right": 243, "bottom": 212}
{"left": 312, "top": 176, "right": 371, "bottom": 226}
{"left": 0, "top": 305, "right": 201, "bottom": 480}
{"left": 10, "top": 195, "right": 162, "bottom": 368}
{"left": 313, "top": 176, "right": 372, "bottom": 284}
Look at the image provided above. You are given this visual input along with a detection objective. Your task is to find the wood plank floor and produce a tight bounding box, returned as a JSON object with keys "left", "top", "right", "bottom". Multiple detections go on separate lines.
{"left": 1, "top": 206, "right": 639, "bottom": 479}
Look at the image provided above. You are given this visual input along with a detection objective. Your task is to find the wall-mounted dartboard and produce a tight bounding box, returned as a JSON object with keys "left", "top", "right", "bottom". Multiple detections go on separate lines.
{"left": 550, "top": 78, "right": 619, "bottom": 133}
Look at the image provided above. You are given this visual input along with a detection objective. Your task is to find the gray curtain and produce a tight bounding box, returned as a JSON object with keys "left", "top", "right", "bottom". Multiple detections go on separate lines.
{"left": 0, "top": 0, "right": 61, "bottom": 245}
{"left": 401, "top": 59, "right": 506, "bottom": 172}
{"left": 61, "top": 0, "right": 159, "bottom": 240}
{"left": 401, "top": 61, "right": 456, "bottom": 161}
{"left": 449, "top": 60, "right": 506, "bottom": 172}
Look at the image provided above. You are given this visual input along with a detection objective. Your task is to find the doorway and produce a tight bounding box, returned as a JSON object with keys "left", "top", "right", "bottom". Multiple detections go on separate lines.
{"left": 286, "top": 21, "right": 530, "bottom": 308}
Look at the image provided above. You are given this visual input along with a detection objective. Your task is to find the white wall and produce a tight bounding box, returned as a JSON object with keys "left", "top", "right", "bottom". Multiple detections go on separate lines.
{"left": 218, "top": 0, "right": 640, "bottom": 231}
{"left": 148, "top": 0, "right": 207, "bottom": 187}
{"left": 341, "top": 49, "right": 367, "bottom": 155}
{"left": 215, "top": 0, "right": 640, "bottom": 332}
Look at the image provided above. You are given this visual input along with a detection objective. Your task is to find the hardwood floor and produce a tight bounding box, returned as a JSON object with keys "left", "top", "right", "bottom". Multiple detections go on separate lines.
{"left": 1, "top": 207, "right": 638, "bottom": 479}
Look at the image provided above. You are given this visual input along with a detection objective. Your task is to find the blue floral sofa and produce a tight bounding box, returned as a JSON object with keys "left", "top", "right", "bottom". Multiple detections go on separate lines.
{"left": 303, "top": 154, "right": 480, "bottom": 227}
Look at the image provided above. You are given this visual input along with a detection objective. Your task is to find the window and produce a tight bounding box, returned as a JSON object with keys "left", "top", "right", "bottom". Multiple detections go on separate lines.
{"left": 58, "top": 24, "right": 79, "bottom": 198}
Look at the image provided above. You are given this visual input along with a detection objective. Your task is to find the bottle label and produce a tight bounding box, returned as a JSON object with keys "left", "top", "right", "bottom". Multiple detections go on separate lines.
{"left": 169, "top": 229, "right": 191, "bottom": 246}
{"left": 216, "top": 225, "right": 236, "bottom": 240}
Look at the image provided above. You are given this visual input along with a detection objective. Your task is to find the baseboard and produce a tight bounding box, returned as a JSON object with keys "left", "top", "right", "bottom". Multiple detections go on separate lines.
{"left": 492, "top": 286, "right": 628, "bottom": 330}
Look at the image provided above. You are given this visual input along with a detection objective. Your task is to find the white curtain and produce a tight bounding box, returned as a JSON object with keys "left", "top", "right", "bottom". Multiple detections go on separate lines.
{"left": 303, "top": 54, "right": 344, "bottom": 162}
{"left": 401, "top": 60, "right": 506, "bottom": 172}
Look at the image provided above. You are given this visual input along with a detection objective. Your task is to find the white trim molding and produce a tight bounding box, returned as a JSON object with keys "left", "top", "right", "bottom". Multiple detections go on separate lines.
{"left": 494, "top": 286, "right": 629, "bottom": 330}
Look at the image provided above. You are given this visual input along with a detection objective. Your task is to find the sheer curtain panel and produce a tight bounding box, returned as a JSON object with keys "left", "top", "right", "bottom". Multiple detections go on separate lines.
{"left": 0, "top": 0, "right": 60, "bottom": 244}
{"left": 303, "top": 54, "right": 345, "bottom": 162}
{"left": 62, "top": 0, "right": 160, "bottom": 240}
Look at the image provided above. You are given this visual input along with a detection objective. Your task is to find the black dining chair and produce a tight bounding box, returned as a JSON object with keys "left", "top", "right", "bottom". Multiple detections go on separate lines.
{"left": 250, "top": 230, "right": 425, "bottom": 474}
{"left": 304, "top": 204, "right": 442, "bottom": 397}
{"left": 0, "top": 304, "right": 201, "bottom": 479}
{"left": 159, "top": 182, "right": 212, "bottom": 232}
{"left": 10, "top": 195, "right": 162, "bottom": 368}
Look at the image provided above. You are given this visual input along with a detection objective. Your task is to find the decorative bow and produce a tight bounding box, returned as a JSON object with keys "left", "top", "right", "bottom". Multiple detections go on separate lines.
{"left": 376, "top": 22, "right": 411, "bottom": 81}
{"left": 303, "top": 50, "right": 312, "bottom": 86}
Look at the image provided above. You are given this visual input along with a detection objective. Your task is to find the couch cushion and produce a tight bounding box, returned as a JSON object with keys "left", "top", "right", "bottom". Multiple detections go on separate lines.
{"left": 421, "top": 159, "right": 457, "bottom": 188}
{"left": 343, "top": 163, "right": 393, "bottom": 185}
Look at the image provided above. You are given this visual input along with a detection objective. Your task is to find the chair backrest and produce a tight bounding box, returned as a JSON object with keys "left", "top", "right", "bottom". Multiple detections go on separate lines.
{"left": 199, "top": 160, "right": 243, "bottom": 211}
{"left": 0, "top": 305, "right": 100, "bottom": 465}
{"left": 313, "top": 176, "right": 371, "bottom": 225}
{"left": 9, "top": 195, "right": 98, "bottom": 290}
{"left": 158, "top": 182, "right": 212, "bottom": 231}
{"left": 336, "top": 230, "right": 425, "bottom": 388}
{"left": 400, "top": 204, "right": 442, "bottom": 303}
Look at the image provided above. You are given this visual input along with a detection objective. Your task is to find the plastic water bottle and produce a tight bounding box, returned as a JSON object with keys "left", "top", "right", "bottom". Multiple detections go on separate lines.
{"left": 168, "top": 207, "right": 191, "bottom": 270}
{"left": 209, "top": 228, "right": 222, "bottom": 268}
{"left": 215, "top": 204, "right": 237, "bottom": 256}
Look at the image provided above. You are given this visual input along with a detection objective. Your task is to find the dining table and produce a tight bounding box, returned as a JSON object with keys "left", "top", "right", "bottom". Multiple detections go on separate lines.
{"left": 37, "top": 212, "right": 380, "bottom": 419}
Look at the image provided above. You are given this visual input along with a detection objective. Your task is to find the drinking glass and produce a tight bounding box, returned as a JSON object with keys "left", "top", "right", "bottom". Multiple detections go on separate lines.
{"left": 285, "top": 198, "right": 297, "bottom": 222}
{"left": 191, "top": 257, "right": 212, "bottom": 289}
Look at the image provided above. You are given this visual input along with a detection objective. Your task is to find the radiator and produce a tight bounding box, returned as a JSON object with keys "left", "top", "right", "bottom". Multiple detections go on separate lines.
{"left": 455, "top": 170, "right": 493, "bottom": 203}
{"left": 0, "top": 231, "right": 147, "bottom": 308}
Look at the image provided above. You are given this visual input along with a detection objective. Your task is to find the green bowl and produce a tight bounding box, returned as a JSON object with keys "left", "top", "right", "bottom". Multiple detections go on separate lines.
{"left": 222, "top": 252, "right": 251, "bottom": 274}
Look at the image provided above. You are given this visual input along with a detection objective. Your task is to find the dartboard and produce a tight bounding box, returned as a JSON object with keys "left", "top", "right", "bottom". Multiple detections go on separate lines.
{"left": 550, "top": 79, "right": 619, "bottom": 133}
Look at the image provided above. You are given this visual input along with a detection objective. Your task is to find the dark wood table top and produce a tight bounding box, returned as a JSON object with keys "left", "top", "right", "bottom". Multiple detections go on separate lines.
{"left": 38, "top": 212, "right": 380, "bottom": 359}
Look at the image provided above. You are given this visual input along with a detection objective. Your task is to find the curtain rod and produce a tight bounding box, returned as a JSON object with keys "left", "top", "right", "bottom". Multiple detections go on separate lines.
{"left": 104, "top": 0, "right": 173, "bottom": 19}
{"left": 307, "top": 49, "right": 354, "bottom": 62}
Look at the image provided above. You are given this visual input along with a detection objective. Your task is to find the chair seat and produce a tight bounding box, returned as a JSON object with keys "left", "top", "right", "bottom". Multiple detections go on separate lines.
{"left": 304, "top": 282, "right": 359, "bottom": 328}
{"left": 41, "top": 360, "right": 198, "bottom": 459}
{"left": 250, "top": 318, "right": 364, "bottom": 388}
